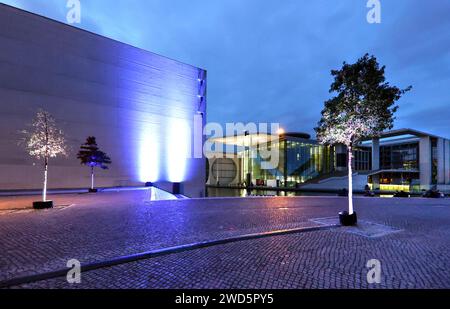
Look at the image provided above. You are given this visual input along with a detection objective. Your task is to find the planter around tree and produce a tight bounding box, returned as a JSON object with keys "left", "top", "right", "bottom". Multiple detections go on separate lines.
{"left": 33, "top": 201, "right": 54, "bottom": 210}
{"left": 339, "top": 211, "right": 357, "bottom": 226}
{"left": 88, "top": 188, "right": 98, "bottom": 193}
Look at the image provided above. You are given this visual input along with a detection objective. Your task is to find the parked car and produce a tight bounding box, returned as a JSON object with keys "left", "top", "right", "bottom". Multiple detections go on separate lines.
{"left": 422, "top": 189, "right": 445, "bottom": 198}
{"left": 364, "top": 190, "right": 376, "bottom": 197}
{"left": 394, "top": 191, "right": 410, "bottom": 198}
{"left": 338, "top": 188, "right": 348, "bottom": 197}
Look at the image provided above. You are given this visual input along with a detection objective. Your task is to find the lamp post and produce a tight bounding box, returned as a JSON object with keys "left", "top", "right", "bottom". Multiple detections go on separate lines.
{"left": 277, "top": 128, "right": 288, "bottom": 189}
{"left": 244, "top": 131, "right": 253, "bottom": 194}
{"left": 244, "top": 131, "right": 250, "bottom": 182}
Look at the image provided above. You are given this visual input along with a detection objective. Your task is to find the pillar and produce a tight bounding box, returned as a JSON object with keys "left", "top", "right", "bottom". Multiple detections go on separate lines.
{"left": 371, "top": 138, "right": 380, "bottom": 190}
{"left": 445, "top": 139, "right": 450, "bottom": 185}
{"left": 437, "top": 138, "right": 445, "bottom": 184}
{"left": 419, "top": 136, "right": 432, "bottom": 190}
{"left": 372, "top": 138, "right": 380, "bottom": 171}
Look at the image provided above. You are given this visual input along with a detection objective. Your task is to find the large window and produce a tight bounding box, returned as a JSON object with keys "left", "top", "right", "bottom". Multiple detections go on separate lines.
{"left": 369, "top": 171, "right": 420, "bottom": 192}
{"left": 380, "top": 143, "right": 419, "bottom": 170}
{"left": 354, "top": 147, "right": 372, "bottom": 171}
{"left": 244, "top": 141, "right": 284, "bottom": 184}
{"left": 285, "top": 140, "right": 333, "bottom": 185}
{"left": 243, "top": 138, "right": 333, "bottom": 187}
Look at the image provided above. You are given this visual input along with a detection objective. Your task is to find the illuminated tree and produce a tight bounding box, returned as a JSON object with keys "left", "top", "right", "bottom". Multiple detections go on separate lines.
{"left": 77, "top": 137, "right": 111, "bottom": 191}
{"left": 315, "top": 54, "right": 411, "bottom": 221}
{"left": 21, "top": 109, "right": 68, "bottom": 202}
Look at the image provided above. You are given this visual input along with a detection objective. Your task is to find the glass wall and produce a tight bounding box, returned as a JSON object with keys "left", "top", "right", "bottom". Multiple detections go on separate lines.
{"left": 368, "top": 171, "right": 420, "bottom": 192}
{"left": 242, "top": 137, "right": 333, "bottom": 187}
{"left": 354, "top": 147, "right": 372, "bottom": 171}
{"left": 285, "top": 140, "right": 331, "bottom": 184}
{"left": 380, "top": 143, "right": 419, "bottom": 170}
{"left": 245, "top": 140, "right": 284, "bottom": 185}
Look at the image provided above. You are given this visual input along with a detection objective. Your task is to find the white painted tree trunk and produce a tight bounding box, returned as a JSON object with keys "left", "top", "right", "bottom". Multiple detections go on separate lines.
{"left": 43, "top": 161, "right": 48, "bottom": 202}
{"left": 91, "top": 167, "right": 95, "bottom": 190}
{"left": 348, "top": 145, "right": 354, "bottom": 215}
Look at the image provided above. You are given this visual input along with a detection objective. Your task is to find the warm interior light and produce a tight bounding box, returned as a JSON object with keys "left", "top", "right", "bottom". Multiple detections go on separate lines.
{"left": 277, "top": 128, "right": 285, "bottom": 135}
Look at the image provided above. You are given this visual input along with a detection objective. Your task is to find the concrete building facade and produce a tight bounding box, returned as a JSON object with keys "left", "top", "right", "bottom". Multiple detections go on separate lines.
{"left": 365, "top": 129, "right": 450, "bottom": 192}
{"left": 0, "top": 4, "right": 207, "bottom": 197}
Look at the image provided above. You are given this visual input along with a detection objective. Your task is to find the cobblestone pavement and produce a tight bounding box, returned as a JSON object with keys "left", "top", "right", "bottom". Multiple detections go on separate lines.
{"left": 1, "top": 191, "right": 450, "bottom": 288}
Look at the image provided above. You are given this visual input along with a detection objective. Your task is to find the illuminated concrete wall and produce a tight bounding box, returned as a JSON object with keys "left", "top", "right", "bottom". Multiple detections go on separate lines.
{"left": 437, "top": 138, "right": 446, "bottom": 185}
{"left": 0, "top": 4, "right": 207, "bottom": 197}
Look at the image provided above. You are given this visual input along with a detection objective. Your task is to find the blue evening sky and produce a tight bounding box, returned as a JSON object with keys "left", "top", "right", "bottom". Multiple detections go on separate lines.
{"left": 2, "top": 0, "right": 449, "bottom": 137}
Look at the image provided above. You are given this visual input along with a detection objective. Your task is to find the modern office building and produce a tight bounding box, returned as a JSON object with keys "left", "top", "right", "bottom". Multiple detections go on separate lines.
{"left": 0, "top": 4, "right": 207, "bottom": 197}
{"left": 207, "top": 129, "right": 450, "bottom": 193}
{"left": 361, "top": 129, "right": 450, "bottom": 192}
{"left": 207, "top": 132, "right": 334, "bottom": 187}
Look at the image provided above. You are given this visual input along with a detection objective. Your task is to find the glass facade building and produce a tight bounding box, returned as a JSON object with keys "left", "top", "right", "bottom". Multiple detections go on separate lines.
{"left": 241, "top": 133, "right": 334, "bottom": 187}
{"left": 368, "top": 141, "right": 421, "bottom": 191}
{"left": 208, "top": 129, "right": 450, "bottom": 194}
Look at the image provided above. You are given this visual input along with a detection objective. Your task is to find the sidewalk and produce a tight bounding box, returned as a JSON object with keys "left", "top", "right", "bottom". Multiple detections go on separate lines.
{"left": 0, "top": 187, "right": 176, "bottom": 210}
{"left": 1, "top": 195, "right": 449, "bottom": 288}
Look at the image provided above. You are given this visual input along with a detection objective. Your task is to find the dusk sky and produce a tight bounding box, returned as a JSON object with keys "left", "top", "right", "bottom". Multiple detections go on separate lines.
{"left": 2, "top": 0, "right": 449, "bottom": 137}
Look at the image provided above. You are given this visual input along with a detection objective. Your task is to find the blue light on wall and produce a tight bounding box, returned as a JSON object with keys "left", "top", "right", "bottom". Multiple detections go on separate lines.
{"left": 167, "top": 117, "right": 191, "bottom": 183}
{"left": 139, "top": 125, "right": 160, "bottom": 183}
{"left": 115, "top": 44, "right": 203, "bottom": 188}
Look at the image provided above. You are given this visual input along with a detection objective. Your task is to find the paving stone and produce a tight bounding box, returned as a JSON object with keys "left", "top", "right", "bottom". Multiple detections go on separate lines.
{"left": 0, "top": 192, "right": 449, "bottom": 288}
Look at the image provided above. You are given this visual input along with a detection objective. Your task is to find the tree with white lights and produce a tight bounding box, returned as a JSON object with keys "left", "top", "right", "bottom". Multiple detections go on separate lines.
{"left": 22, "top": 109, "right": 68, "bottom": 202}
{"left": 315, "top": 54, "right": 411, "bottom": 221}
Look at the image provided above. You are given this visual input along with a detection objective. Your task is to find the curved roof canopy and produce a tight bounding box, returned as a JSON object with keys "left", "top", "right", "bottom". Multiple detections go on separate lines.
{"left": 209, "top": 132, "right": 312, "bottom": 147}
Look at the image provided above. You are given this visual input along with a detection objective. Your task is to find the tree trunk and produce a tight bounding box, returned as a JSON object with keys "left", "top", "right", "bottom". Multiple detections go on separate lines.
{"left": 91, "top": 166, "right": 94, "bottom": 190}
{"left": 43, "top": 157, "right": 48, "bottom": 202}
{"left": 43, "top": 113, "right": 49, "bottom": 203}
{"left": 348, "top": 145, "right": 354, "bottom": 215}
